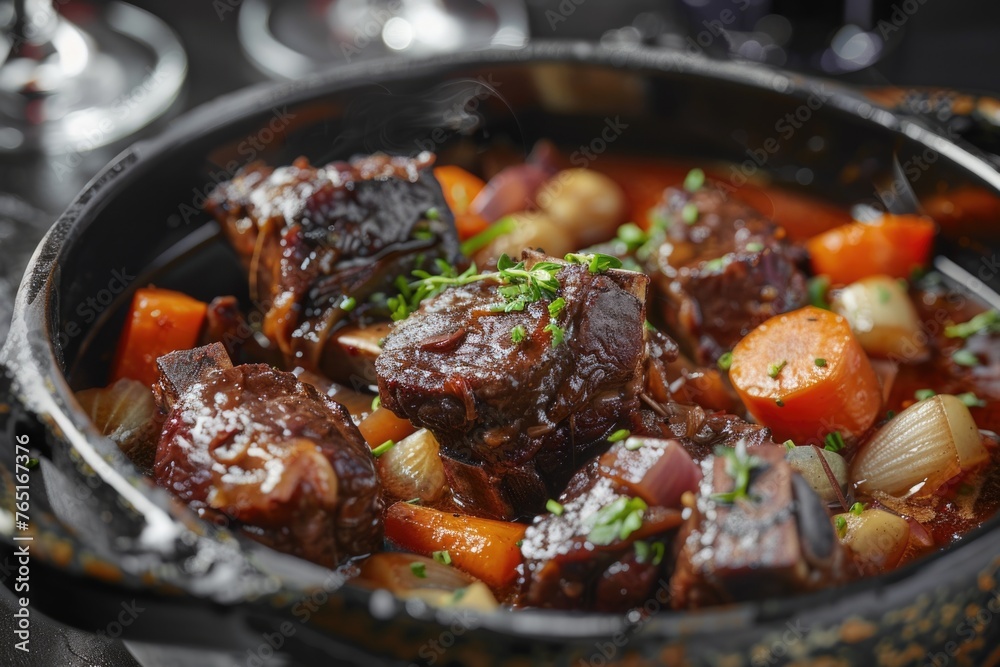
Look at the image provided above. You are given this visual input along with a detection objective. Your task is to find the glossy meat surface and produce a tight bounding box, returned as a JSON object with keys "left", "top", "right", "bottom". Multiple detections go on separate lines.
{"left": 646, "top": 185, "right": 808, "bottom": 364}
{"left": 375, "top": 259, "right": 649, "bottom": 520}
{"left": 154, "top": 348, "right": 382, "bottom": 567}
{"left": 206, "top": 153, "right": 458, "bottom": 377}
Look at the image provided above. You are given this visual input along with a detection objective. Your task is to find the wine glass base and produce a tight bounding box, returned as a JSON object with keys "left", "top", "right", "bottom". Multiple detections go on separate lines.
{"left": 238, "top": 0, "right": 528, "bottom": 81}
{"left": 0, "top": 1, "right": 187, "bottom": 154}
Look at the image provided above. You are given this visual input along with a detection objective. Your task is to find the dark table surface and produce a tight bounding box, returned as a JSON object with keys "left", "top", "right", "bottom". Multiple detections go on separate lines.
{"left": 2, "top": 1, "right": 1000, "bottom": 665}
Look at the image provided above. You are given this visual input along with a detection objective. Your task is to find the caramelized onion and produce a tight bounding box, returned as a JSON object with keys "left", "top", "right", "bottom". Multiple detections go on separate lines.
{"left": 376, "top": 429, "right": 447, "bottom": 503}
{"left": 470, "top": 163, "right": 550, "bottom": 223}
{"left": 536, "top": 169, "right": 627, "bottom": 248}
{"left": 75, "top": 379, "right": 161, "bottom": 474}
{"left": 851, "top": 395, "right": 989, "bottom": 498}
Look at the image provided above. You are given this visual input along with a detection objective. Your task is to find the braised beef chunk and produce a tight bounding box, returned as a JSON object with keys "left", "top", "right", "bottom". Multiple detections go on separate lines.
{"left": 645, "top": 185, "right": 807, "bottom": 364}
{"left": 518, "top": 437, "right": 696, "bottom": 611}
{"left": 375, "top": 255, "right": 649, "bottom": 520}
{"left": 669, "top": 444, "right": 850, "bottom": 608}
{"left": 205, "top": 153, "right": 458, "bottom": 378}
{"left": 153, "top": 344, "right": 383, "bottom": 567}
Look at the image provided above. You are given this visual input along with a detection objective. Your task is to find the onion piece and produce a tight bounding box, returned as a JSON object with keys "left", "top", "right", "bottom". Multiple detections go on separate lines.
{"left": 851, "top": 394, "right": 988, "bottom": 498}
{"left": 472, "top": 210, "right": 575, "bottom": 268}
{"left": 76, "top": 379, "right": 161, "bottom": 474}
{"left": 536, "top": 169, "right": 627, "bottom": 248}
{"left": 357, "top": 553, "right": 498, "bottom": 611}
{"left": 785, "top": 447, "right": 848, "bottom": 505}
{"left": 376, "top": 429, "right": 448, "bottom": 503}
{"left": 830, "top": 275, "right": 928, "bottom": 361}
{"left": 834, "top": 508, "right": 909, "bottom": 572}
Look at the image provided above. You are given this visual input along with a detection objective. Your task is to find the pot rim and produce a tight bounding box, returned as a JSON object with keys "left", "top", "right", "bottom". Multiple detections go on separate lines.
{"left": 5, "top": 40, "right": 1000, "bottom": 642}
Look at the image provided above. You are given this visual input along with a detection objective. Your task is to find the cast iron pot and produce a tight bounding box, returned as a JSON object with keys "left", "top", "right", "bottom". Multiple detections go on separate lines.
{"left": 4, "top": 42, "right": 1000, "bottom": 666}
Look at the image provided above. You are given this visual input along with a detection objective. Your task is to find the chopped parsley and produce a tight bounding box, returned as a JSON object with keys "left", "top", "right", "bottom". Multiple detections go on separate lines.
{"left": 548, "top": 297, "right": 566, "bottom": 319}
{"left": 340, "top": 296, "right": 357, "bottom": 312}
{"left": 849, "top": 502, "right": 866, "bottom": 516}
{"left": 510, "top": 325, "right": 527, "bottom": 344}
{"left": 544, "top": 322, "right": 565, "bottom": 347}
{"left": 371, "top": 395, "right": 381, "bottom": 411}
{"left": 783, "top": 439, "right": 795, "bottom": 450}
{"left": 410, "top": 562, "right": 427, "bottom": 578}
{"left": 914, "top": 388, "right": 936, "bottom": 401}
{"left": 835, "top": 515, "right": 848, "bottom": 537}
{"left": 425, "top": 207, "right": 441, "bottom": 221}
{"left": 432, "top": 550, "right": 452, "bottom": 566}
{"left": 745, "top": 242, "right": 764, "bottom": 253}
{"left": 615, "top": 222, "right": 649, "bottom": 252}
{"left": 585, "top": 496, "right": 648, "bottom": 545}
{"left": 814, "top": 358, "right": 827, "bottom": 367}
{"left": 633, "top": 540, "right": 666, "bottom": 566}
{"left": 546, "top": 499, "right": 564, "bottom": 516}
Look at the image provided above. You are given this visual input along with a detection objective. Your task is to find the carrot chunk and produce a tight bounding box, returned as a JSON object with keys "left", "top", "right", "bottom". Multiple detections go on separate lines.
{"left": 111, "top": 287, "right": 208, "bottom": 386}
{"left": 384, "top": 502, "right": 526, "bottom": 589}
{"left": 728, "top": 306, "right": 882, "bottom": 445}
{"left": 433, "top": 166, "right": 489, "bottom": 240}
{"left": 358, "top": 406, "right": 417, "bottom": 450}
{"left": 806, "top": 214, "right": 934, "bottom": 285}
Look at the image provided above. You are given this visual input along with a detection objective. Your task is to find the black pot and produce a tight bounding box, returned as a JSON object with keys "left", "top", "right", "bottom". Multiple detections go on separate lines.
{"left": 4, "top": 43, "right": 1000, "bottom": 666}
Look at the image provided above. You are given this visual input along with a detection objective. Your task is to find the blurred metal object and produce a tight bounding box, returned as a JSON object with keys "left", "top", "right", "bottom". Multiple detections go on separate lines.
{"left": 239, "top": 0, "right": 529, "bottom": 80}
{"left": 0, "top": 0, "right": 186, "bottom": 154}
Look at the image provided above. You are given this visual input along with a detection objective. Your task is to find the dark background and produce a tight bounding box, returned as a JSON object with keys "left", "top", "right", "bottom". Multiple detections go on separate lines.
{"left": 1, "top": 0, "right": 1000, "bottom": 665}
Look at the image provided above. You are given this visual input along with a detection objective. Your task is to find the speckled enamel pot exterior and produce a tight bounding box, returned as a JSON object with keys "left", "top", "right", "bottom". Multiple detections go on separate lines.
{"left": 3, "top": 43, "right": 1000, "bottom": 665}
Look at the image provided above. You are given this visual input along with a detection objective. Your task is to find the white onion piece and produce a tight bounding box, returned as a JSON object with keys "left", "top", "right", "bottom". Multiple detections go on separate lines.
{"left": 536, "top": 169, "right": 627, "bottom": 248}
{"left": 851, "top": 395, "right": 988, "bottom": 498}
{"left": 376, "top": 429, "right": 447, "bottom": 503}
{"left": 469, "top": 163, "right": 550, "bottom": 223}
{"left": 76, "top": 379, "right": 160, "bottom": 473}
{"left": 834, "top": 508, "right": 909, "bottom": 571}
{"left": 358, "top": 553, "right": 498, "bottom": 611}
{"left": 830, "top": 275, "right": 928, "bottom": 361}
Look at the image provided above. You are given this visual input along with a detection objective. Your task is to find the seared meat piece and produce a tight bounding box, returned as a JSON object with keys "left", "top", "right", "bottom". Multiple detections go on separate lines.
{"left": 669, "top": 444, "right": 850, "bottom": 608}
{"left": 153, "top": 344, "right": 383, "bottom": 567}
{"left": 205, "top": 153, "right": 458, "bottom": 379}
{"left": 642, "top": 326, "right": 742, "bottom": 415}
{"left": 646, "top": 184, "right": 807, "bottom": 364}
{"left": 518, "top": 436, "right": 697, "bottom": 611}
{"left": 376, "top": 255, "right": 649, "bottom": 520}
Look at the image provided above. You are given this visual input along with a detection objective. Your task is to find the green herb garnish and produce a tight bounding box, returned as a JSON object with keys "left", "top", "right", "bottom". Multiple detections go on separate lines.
{"left": 433, "top": 550, "right": 452, "bottom": 566}
{"left": 510, "top": 325, "right": 527, "bottom": 344}
{"left": 945, "top": 310, "right": 1000, "bottom": 339}
{"left": 717, "top": 352, "right": 734, "bottom": 371}
{"left": 914, "top": 388, "right": 936, "bottom": 401}
{"left": 835, "top": 515, "right": 848, "bottom": 537}
{"left": 808, "top": 275, "right": 831, "bottom": 310}
{"left": 625, "top": 438, "right": 645, "bottom": 451}
{"left": 683, "top": 168, "right": 705, "bottom": 192}
{"left": 546, "top": 499, "right": 565, "bottom": 516}
{"left": 783, "top": 439, "right": 795, "bottom": 451}
{"left": 745, "top": 241, "right": 764, "bottom": 253}
{"left": 564, "top": 252, "right": 623, "bottom": 274}
{"left": 615, "top": 222, "right": 649, "bottom": 252}
{"left": 544, "top": 322, "right": 565, "bottom": 347}
{"left": 459, "top": 216, "right": 517, "bottom": 256}
{"left": 768, "top": 360, "right": 788, "bottom": 378}
{"left": 585, "top": 496, "right": 648, "bottom": 545}
{"left": 548, "top": 297, "right": 566, "bottom": 319}
{"left": 371, "top": 395, "right": 381, "bottom": 411}
{"left": 850, "top": 502, "right": 866, "bottom": 516}
{"left": 425, "top": 207, "right": 441, "bottom": 221}
{"left": 340, "top": 296, "right": 357, "bottom": 312}
{"left": 711, "top": 441, "right": 763, "bottom": 504}
{"left": 814, "top": 358, "right": 827, "bottom": 367}
{"left": 681, "top": 202, "right": 699, "bottom": 225}
{"left": 957, "top": 392, "right": 986, "bottom": 408}
{"left": 824, "top": 431, "right": 846, "bottom": 453}
{"left": 608, "top": 429, "right": 631, "bottom": 443}
{"left": 410, "top": 562, "right": 427, "bottom": 578}
{"left": 371, "top": 439, "right": 396, "bottom": 457}
{"left": 952, "top": 349, "right": 980, "bottom": 367}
